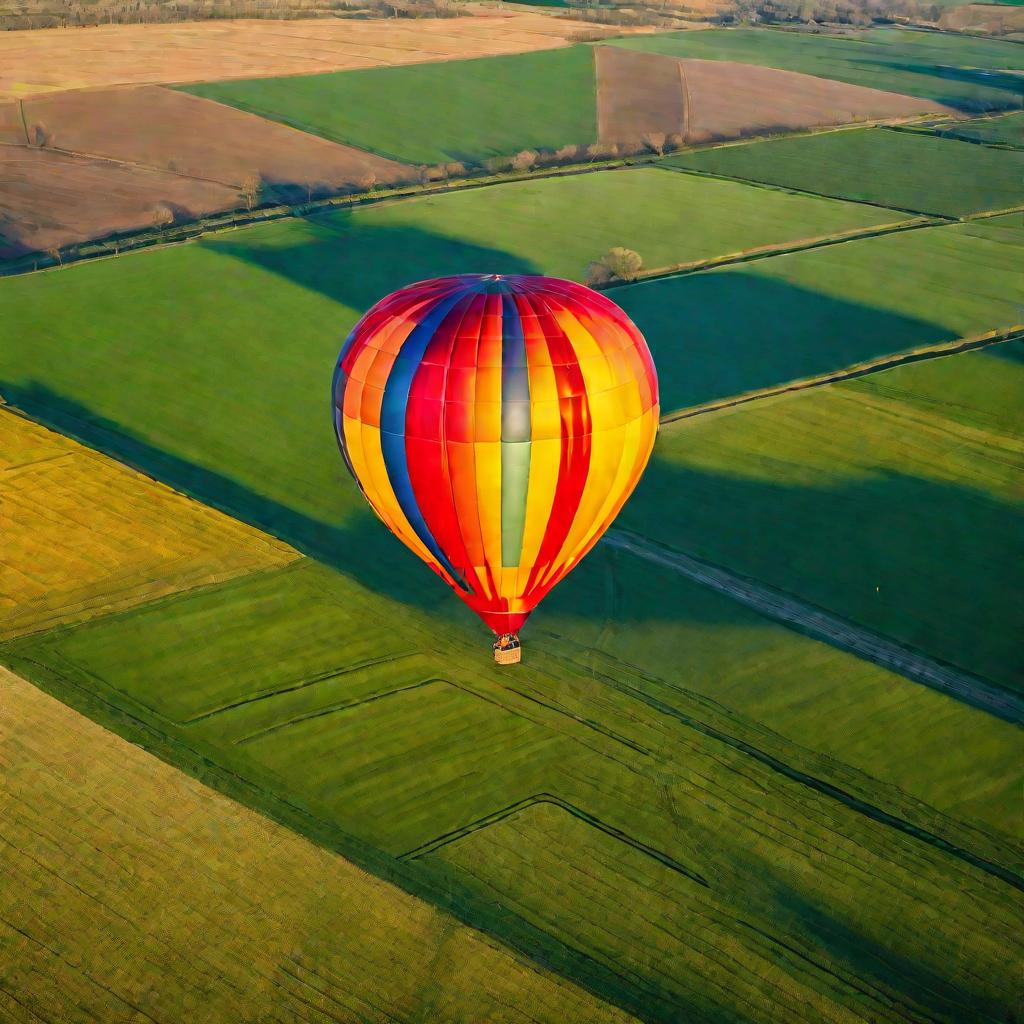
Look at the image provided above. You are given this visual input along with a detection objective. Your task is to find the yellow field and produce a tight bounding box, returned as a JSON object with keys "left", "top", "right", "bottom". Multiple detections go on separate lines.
{"left": 0, "top": 666, "right": 635, "bottom": 1024}
{"left": 0, "top": 407, "right": 298, "bottom": 640}
{"left": 0, "top": 13, "right": 621, "bottom": 99}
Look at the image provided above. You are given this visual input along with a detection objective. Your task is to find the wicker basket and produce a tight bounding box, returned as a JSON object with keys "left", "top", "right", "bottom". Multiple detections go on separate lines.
{"left": 494, "top": 644, "right": 521, "bottom": 665}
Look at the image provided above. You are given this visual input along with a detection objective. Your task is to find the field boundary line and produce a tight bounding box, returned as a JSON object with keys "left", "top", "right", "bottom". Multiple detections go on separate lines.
{"left": 659, "top": 325, "right": 1024, "bottom": 425}
{"left": 603, "top": 528, "right": 1024, "bottom": 725}
{"left": 401, "top": 791, "right": 711, "bottom": 887}
{"left": 0, "top": 111, "right": 951, "bottom": 278}
{"left": 656, "top": 159, "right": 950, "bottom": 221}
{"left": 599, "top": 214, "right": 941, "bottom": 292}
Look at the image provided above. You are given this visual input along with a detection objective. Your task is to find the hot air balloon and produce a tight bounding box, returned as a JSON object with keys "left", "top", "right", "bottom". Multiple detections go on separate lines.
{"left": 331, "top": 274, "right": 659, "bottom": 663}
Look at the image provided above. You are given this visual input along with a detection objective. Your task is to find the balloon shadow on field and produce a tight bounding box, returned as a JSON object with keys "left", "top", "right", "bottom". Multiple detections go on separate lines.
{"left": 6, "top": 362, "right": 1023, "bottom": 709}
{"left": 209, "top": 217, "right": 542, "bottom": 316}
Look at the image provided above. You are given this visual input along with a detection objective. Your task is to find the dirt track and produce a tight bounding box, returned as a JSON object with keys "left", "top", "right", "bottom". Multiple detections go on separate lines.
{"left": 604, "top": 529, "right": 1024, "bottom": 723}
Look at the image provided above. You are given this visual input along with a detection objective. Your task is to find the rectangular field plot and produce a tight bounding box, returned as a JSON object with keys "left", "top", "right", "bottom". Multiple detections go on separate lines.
{"left": 931, "top": 110, "right": 1024, "bottom": 148}
{"left": 428, "top": 794, "right": 1022, "bottom": 1024}
{"left": 0, "top": 408, "right": 297, "bottom": 640}
{"left": 663, "top": 128, "right": 1024, "bottom": 217}
{"left": 179, "top": 46, "right": 599, "bottom": 165}
{"left": 619, "top": 214, "right": 1023, "bottom": 410}
{"left": 621, "top": 343, "right": 1024, "bottom": 693}
{"left": 610, "top": 28, "right": 1024, "bottom": 109}
{"left": 0, "top": 668, "right": 632, "bottom": 1024}
{"left": 312, "top": 166, "right": 899, "bottom": 280}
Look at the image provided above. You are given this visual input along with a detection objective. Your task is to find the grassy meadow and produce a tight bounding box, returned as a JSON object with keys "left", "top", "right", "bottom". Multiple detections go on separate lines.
{"left": 664, "top": 128, "right": 1024, "bottom": 216}
{"left": 4, "top": 551, "right": 1022, "bottom": 1023}
{"left": 932, "top": 110, "right": 1024, "bottom": 147}
{"left": 179, "top": 46, "right": 598, "bottom": 165}
{"left": 621, "top": 344, "right": 1024, "bottom": 693}
{"left": 0, "top": 666, "right": 634, "bottom": 1024}
{"left": 610, "top": 28, "right": 1024, "bottom": 110}
{"left": 620, "top": 214, "right": 1024, "bottom": 410}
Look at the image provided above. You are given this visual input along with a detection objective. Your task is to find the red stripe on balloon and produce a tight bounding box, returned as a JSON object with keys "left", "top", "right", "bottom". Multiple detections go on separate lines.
{"left": 520, "top": 292, "right": 592, "bottom": 603}
{"left": 404, "top": 291, "right": 480, "bottom": 592}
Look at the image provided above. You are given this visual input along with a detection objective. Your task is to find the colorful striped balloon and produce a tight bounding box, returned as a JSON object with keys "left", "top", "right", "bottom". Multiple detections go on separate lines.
{"left": 331, "top": 274, "right": 659, "bottom": 641}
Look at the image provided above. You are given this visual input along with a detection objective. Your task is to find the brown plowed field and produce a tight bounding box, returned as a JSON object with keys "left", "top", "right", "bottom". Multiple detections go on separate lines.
{"left": 595, "top": 47, "right": 947, "bottom": 145}
{"left": 595, "top": 46, "right": 685, "bottom": 144}
{"left": 0, "top": 147, "right": 239, "bottom": 257}
{"left": 0, "top": 14, "right": 620, "bottom": 100}
{"left": 21, "top": 86, "right": 414, "bottom": 196}
{"left": 680, "top": 59, "right": 948, "bottom": 142}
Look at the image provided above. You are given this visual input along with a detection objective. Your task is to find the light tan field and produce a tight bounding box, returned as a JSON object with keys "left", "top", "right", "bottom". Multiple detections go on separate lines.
{"left": 0, "top": 665, "right": 636, "bottom": 1024}
{"left": 679, "top": 58, "right": 951, "bottom": 142}
{"left": 0, "top": 146, "right": 243, "bottom": 256}
{"left": 595, "top": 45, "right": 949, "bottom": 145}
{"left": 0, "top": 12, "right": 618, "bottom": 99}
{"left": 21, "top": 85, "right": 414, "bottom": 194}
{"left": 0, "top": 100, "right": 23, "bottom": 143}
{"left": 0, "top": 408, "right": 298, "bottom": 639}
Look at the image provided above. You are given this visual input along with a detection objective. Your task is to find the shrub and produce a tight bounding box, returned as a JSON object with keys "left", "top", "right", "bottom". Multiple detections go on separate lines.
{"left": 512, "top": 149, "right": 538, "bottom": 173}
{"left": 600, "top": 246, "right": 643, "bottom": 282}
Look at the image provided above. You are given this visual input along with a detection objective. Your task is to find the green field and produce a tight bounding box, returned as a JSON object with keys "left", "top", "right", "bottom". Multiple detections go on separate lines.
{"left": 620, "top": 214, "right": 1023, "bottom": 410}
{"left": 3, "top": 144, "right": 1023, "bottom": 1022}
{"left": 621, "top": 343, "right": 1024, "bottom": 694}
{"left": 663, "top": 128, "right": 1024, "bottom": 216}
{"left": 179, "top": 46, "right": 598, "bottom": 165}
{"left": 0, "top": 167, "right": 929, "bottom": 498}
{"left": 933, "top": 109, "right": 1024, "bottom": 147}
{"left": 4, "top": 551, "right": 1022, "bottom": 1023}
{"left": 0, "top": 666, "right": 635, "bottom": 1024}
{"left": 610, "top": 27, "right": 1024, "bottom": 110}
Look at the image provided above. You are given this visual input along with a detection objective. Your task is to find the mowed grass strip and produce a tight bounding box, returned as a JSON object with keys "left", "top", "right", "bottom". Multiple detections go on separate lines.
{"left": 621, "top": 343, "right": 1024, "bottom": 693}
{"left": 7, "top": 558, "right": 1023, "bottom": 1023}
{"left": 610, "top": 27, "right": 1024, "bottom": 109}
{"left": 0, "top": 408, "right": 298, "bottom": 640}
{"left": 931, "top": 110, "right": 1024, "bottom": 148}
{"left": 0, "top": 666, "right": 636, "bottom": 1024}
{"left": 179, "top": 46, "right": 598, "bottom": 165}
{"left": 312, "top": 166, "right": 899, "bottom": 279}
{"left": 663, "top": 127, "right": 1024, "bottom": 217}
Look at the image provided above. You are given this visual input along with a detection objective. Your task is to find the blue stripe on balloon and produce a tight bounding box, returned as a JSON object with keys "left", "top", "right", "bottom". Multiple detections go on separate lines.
{"left": 380, "top": 288, "right": 469, "bottom": 589}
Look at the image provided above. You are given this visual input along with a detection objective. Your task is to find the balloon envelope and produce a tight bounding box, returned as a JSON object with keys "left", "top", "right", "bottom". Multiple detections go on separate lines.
{"left": 332, "top": 274, "right": 659, "bottom": 636}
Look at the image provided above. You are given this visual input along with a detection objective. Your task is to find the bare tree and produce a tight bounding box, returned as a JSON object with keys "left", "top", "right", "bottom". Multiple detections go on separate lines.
{"left": 239, "top": 171, "right": 263, "bottom": 211}
{"left": 46, "top": 246, "right": 62, "bottom": 266}
{"left": 599, "top": 246, "right": 643, "bottom": 282}
{"left": 555, "top": 144, "right": 579, "bottom": 164}
{"left": 358, "top": 171, "right": 378, "bottom": 193}
{"left": 642, "top": 131, "right": 667, "bottom": 156}
{"left": 151, "top": 203, "right": 174, "bottom": 229}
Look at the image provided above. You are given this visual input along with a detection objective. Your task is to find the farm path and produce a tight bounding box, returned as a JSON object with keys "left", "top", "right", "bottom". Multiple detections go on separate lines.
{"left": 603, "top": 528, "right": 1024, "bottom": 724}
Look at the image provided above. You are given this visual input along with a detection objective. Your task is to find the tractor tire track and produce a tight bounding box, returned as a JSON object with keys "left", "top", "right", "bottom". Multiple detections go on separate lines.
{"left": 603, "top": 529, "right": 1024, "bottom": 725}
